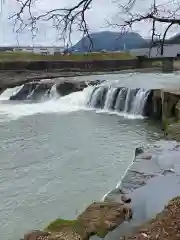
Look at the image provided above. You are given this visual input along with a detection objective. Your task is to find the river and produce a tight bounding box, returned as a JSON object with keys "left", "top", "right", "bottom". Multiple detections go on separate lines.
{"left": 0, "top": 71, "right": 179, "bottom": 240}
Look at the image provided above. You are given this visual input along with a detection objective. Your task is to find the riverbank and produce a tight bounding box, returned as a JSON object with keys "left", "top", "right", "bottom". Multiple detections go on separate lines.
{"left": 20, "top": 141, "right": 180, "bottom": 240}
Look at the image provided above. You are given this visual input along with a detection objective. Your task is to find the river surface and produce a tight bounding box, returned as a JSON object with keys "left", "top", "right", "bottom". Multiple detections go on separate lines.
{"left": 0, "top": 71, "right": 179, "bottom": 240}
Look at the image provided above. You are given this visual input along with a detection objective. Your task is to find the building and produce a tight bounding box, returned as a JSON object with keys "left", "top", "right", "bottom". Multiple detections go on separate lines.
{"left": 129, "top": 44, "right": 180, "bottom": 58}
{"left": 0, "top": 46, "right": 65, "bottom": 55}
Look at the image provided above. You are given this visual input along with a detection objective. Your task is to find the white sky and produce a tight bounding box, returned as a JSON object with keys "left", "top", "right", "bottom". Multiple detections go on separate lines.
{"left": 0, "top": 0, "right": 180, "bottom": 46}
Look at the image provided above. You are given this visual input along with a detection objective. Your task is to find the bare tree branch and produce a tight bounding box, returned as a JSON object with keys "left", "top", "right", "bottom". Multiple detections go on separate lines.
{"left": 4, "top": 0, "right": 180, "bottom": 55}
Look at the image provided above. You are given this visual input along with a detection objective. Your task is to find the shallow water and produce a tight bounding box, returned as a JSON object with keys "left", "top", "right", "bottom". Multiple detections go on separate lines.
{"left": 0, "top": 71, "right": 176, "bottom": 240}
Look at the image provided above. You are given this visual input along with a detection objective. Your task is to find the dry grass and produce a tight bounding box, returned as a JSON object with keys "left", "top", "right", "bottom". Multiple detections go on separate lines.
{"left": 124, "top": 196, "right": 180, "bottom": 240}
{"left": 0, "top": 51, "right": 136, "bottom": 62}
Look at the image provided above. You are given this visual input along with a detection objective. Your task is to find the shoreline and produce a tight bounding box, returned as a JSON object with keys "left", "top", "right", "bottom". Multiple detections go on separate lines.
{"left": 20, "top": 140, "right": 180, "bottom": 240}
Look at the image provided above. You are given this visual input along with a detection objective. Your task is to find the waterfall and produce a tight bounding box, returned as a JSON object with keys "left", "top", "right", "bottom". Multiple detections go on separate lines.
{"left": 104, "top": 87, "right": 119, "bottom": 110}
{"left": 0, "top": 81, "right": 151, "bottom": 119}
{"left": 88, "top": 86, "right": 151, "bottom": 116}
{"left": 114, "top": 88, "right": 127, "bottom": 111}
{"left": 26, "top": 85, "right": 39, "bottom": 100}
{"left": 89, "top": 86, "right": 107, "bottom": 108}
{"left": 0, "top": 85, "right": 24, "bottom": 100}
{"left": 130, "top": 89, "right": 150, "bottom": 115}
{"left": 49, "top": 84, "right": 60, "bottom": 99}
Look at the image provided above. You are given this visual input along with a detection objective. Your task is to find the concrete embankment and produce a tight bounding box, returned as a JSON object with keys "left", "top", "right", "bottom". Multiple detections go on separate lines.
{"left": 20, "top": 141, "right": 180, "bottom": 240}
{"left": 103, "top": 141, "right": 180, "bottom": 239}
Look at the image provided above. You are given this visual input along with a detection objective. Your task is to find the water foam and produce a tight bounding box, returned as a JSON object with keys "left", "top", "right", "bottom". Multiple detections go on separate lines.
{"left": 0, "top": 85, "right": 24, "bottom": 100}
{"left": 0, "top": 86, "right": 94, "bottom": 121}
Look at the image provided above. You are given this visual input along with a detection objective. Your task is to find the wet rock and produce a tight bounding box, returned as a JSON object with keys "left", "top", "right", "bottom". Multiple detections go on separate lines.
{"left": 10, "top": 82, "right": 53, "bottom": 100}
{"left": 136, "top": 154, "right": 152, "bottom": 160}
{"left": 10, "top": 83, "right": 37, "bottom": 100}
{"left": 56, "top": 80, "right": 102, "bottom": 97}
{"left": 134, "top": 147, "right": 144, "bottom": 158}
{"left": 21, "top": 230, "right": 50, "bottom": 240}
{"left": 125, "top": 196, "right": 180, "bottom": 239}
{"left": 42, "top": 202, "right": 132, "bottom": 240}
{"left": 45, "top": 219, "right": 86, "bottom": 240}
{"left": 56, "top": 81, "right": 88, "bottom": 96}
{"left": 77, "top": 202, "right": 132, "bottom": 238}
{"left": 104, "top": 188, "right": 131, "bottom": 203}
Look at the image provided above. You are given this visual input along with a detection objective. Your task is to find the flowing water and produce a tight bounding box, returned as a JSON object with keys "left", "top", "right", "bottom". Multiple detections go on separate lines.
{"left": 0, "top": 71, "right": 180, "bottom": 240}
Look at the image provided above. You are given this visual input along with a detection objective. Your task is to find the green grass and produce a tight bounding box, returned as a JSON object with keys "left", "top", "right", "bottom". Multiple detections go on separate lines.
{"left": 0, "top": 51, "right": 136, "bottom": 62}
{"left": 45, "top": 219, "right": 78, "bottom": 232}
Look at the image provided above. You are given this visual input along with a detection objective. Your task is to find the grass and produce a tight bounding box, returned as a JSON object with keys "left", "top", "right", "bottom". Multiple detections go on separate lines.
{"left": 45, "top": 219, "right": 78, "bottom": 232}
{"left": 0, "top": 51, "right": 136, "bottom": 62}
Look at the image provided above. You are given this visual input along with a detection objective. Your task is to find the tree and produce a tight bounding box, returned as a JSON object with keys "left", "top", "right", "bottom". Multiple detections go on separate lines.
{"left": 5, "top": 0, "right": 180, "bottom": 53}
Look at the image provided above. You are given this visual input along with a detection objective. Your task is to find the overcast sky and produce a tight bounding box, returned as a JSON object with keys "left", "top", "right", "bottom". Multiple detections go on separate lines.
{"left": 0, "top": 0, "right": 180, "bottom": 46}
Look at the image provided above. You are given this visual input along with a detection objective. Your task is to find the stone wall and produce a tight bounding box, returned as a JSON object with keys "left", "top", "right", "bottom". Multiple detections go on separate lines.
{"left": 148, "top": 89, "right": 180, "bottom": 124}
{"left": 0, "top": 59, "right": 140, "bottom": 71}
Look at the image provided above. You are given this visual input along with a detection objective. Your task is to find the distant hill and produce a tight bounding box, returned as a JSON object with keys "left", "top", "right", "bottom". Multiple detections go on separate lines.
{"left": 140, "top": 33, "right": 180, "bottom": 48}
{"left": 69, "top": 31, "right": 148, "bottom": 52}
{"left": 166, "top": 33, "right": 180, "bottom": 44}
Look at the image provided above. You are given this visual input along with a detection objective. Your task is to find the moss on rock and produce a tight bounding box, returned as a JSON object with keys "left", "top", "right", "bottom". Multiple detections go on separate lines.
{"left": 45, "top": 219, "right": 78, "bottom": 232}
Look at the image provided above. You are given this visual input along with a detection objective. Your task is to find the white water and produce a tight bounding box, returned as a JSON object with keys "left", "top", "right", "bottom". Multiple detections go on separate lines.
{"left": 0, "top": 85, "right": 24, "bottom": 100}
{"left": 0, "top": 86, "right": 94, "bottom": 121}
{"left": 49, "top": 84, "right": 60, "bottom": 99}
{"left": 114, "top": 88, "right": 126, "bottom": 111}
{"left": 26, "top": 85, "right": 39, "bottom": 100}
{"left": 89, "top": 87, "right": 104, "bottom": 108}
{"left": 124, "top": 89, "right": 131, "bottom": 113}
{"left": 104, "top": 87, "right": 117, "bottom": 110}
{"left": 0, "top": 82, "right": 150, "bottom": 122}
{"left": 130, "top": 89, "right": 150, "bottom": 115}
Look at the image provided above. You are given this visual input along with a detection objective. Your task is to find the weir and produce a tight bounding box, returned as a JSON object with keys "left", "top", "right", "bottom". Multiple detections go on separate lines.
{"left": 1, "top": 79, "right": 180, "bottom": 123}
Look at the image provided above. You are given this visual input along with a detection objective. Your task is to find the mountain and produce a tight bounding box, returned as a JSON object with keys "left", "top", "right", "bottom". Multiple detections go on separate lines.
{"left": 69, "top": 31, "right": 148, "bottom": 52}
{"left": 166, "top": 33, "right": 180, "bottom": 44}
{"left": 140, "top": 33, "right": 180, "bottom": 48}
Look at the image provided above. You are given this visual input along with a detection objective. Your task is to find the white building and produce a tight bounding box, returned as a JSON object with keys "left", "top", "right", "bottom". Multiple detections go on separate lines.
{"left": 12, "top": 46, "right": 65, "bottom": 55}
{"left": 130, "top": 44, "right": 180, "bottom": 58}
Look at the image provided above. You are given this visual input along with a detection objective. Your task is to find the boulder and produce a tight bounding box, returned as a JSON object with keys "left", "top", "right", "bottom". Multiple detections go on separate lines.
{"left": 56, "top": 81, "right": 88, "bottom": 96}
{"left": 10, "top": 83, "right": 38, "bottom": 100}
{"left": 21, "top": 230, "right": 50, "bottom": 240}
{"left": 40, "top": 202, "right": 132, "bottom": 240}
{"left": 125, "top": 196, "right": 180, "bottom": 239}
{"left": 56, "top": 79, "right": 104, "bottom": 97}
{"left": 9, "top": 82, "right": 54, "bottom": 101}
{"left": 134, "top": 147, "right": 144, "bottom": 158}
{"left": 77, "top": 201, "right": 132, "bottom": 238}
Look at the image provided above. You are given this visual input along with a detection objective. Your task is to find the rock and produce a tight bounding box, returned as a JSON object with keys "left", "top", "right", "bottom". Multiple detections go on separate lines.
{"left": 121, "top": 195, "right": 131, "bottom": 203}
{"left": 77, "top": 202, "right": 132, "bottom": 238}
{"left": 45, "top": 219, "right": 86, "bottom": 240}
{"left": 43, "top": 202, "right": 132, "bottom": 240}
{"left": 125, "top": 196, "right": 180, "bottom": 239}
{"left": 21, "top": 230, "right": 50, "bottom": 240}
{"left": 10, "top": 82, "right": 53, "bottom": 100}
{"left": 56, "top": 79, "right": 103, "bottom": 97}
{"left": 56, "top": 81, "right": 88, "bottom": 96}
{"left": 134, "top": 147, "right": 144, "bottom": 158}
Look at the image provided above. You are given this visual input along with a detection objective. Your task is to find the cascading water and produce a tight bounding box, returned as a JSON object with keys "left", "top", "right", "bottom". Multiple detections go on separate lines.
{"left": 89, "top": 86, "right": 107, "bottom": 108}
{"left": 104, "top": 87, "right": 119, "bottom": 110}
{"left": 0, "top": 85, "right": 24, "bottom": 100}
{"left": 130, "top": 89, "right": 150, "bottom": 115}
{"left": 87, "top": 85, "right": 150, "bottom": 117}
{"left": 114, "top": 88, "right": 127, "bottom": 112}
{"left": 49, "top": 84, "right": 60, "bottom": 99}
{"left": 0, "top": 80, "right": 151, "bottom": 121}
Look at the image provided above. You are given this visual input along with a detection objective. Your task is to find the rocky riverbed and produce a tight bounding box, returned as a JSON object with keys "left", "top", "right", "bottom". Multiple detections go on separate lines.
{"left": 20, "top": 141, "right": 180, "bottom": 240}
